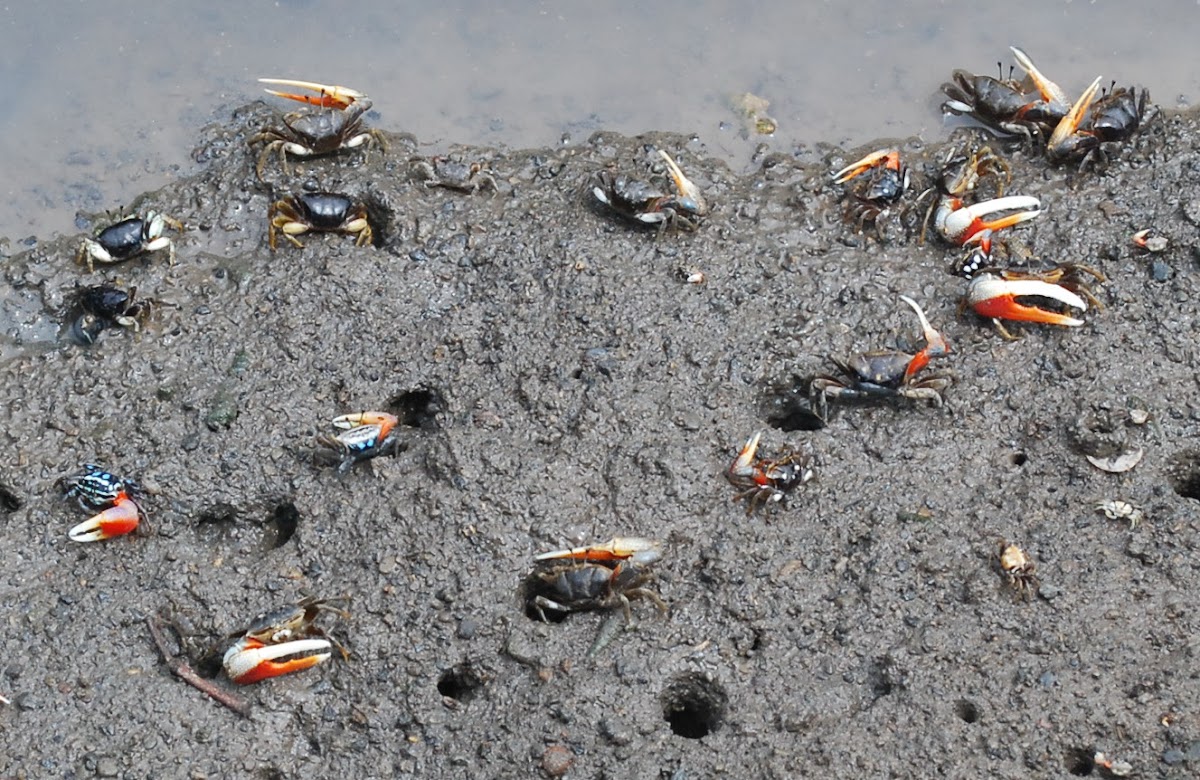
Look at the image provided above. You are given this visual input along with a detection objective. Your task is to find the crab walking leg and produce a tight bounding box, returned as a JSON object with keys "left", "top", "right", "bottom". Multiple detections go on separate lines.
{"left": 258, "top": 78, "right": 365, "bottom": 109}
{"left": 967, "top": 276, "right": 1087, "bottom": 327}
{"left": 68, "top": 495, "right": 140, "bottom": 542}
{"left": 223, "top": 638, "right": 333, "bottom": 685}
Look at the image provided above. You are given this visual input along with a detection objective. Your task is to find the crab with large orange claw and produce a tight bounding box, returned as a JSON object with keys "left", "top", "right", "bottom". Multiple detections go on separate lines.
{"left": 61, "top": 464, "right": 146, "bottom": 542}
{"left": 935, "top": 194, "right": 1041, "bottom": 256}
{"left": 316, "top": 411, "right": 401, "bottom": 472}
{"left": 811, "top": 295, "right": 952, "bottom": 410}
{"left": 593, "top": 150, "right": 709, "bottom": 230}
{"left": 966, "top": 264, "right": 1106, "bottom": 340}
{"left": 223, "top": 597, "right": 349, "bottom": 685}
{"left": 525, "top": 537, "right": 667, "bottom": 626}
{"left": 831, "top": 148, "right": 910, "bottom": 234}
{"left": 250, "top": 78, "right": 388, "bottom": 178}
{"left": 725, "top": 431, "right": 813, "bottom": 514}
{"left": 941, "top": 47, "right": 1070, "bottom": 145}
{"left": 1047, "top": 77, "right": 1149, "bottom": 169}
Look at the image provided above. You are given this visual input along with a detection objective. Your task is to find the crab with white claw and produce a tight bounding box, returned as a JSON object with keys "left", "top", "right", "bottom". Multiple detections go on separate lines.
{"left": 966, "top": 264, "right": 1106, "bottom": 340}
{"left": 940, "top": 46, "right": 1070, "bottom": 146}
{"left": 77, "top": 211, "right": 184, "bottom": 272}
{"left": 1047, "top": 77, "right": 1150, "bottom": 169}
{"left": 60, "top": 464, "right": 147, "bottom": 542}
{"left": 525, "top": 537, "right": 668, "bottom": 627}
{"left": 411, "top": 155, "right": 499, "bottom": 194}
{"left": 251, "top": 78, "right": 389, "bottom": 178}
{"left": 935, "top": 195, "right": 1041, "bottom": 256}
{"left": 831, "top": 148, "right": 910, "bottom": 235}
{"left": 316, "top": 411, "right": 400, "bottom": 472}
{"left": 725, "top": 431, "right": 813, "bottom": 514}
{"left": 811, "top": 295, "right": 952, "bottom": 411}
{"left": 592, "top": 149, "right": 709, "bottom": 230}
{"left": 268, "top": 192, "right": 373, "bottom": 250}
{"left": 223, "top": 597, "right": 350, "bottom": 685}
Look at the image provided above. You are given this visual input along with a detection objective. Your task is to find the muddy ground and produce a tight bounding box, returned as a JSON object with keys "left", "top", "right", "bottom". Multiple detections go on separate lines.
{"left": 1, "top": 98, "right": 1199, "bottom": 779}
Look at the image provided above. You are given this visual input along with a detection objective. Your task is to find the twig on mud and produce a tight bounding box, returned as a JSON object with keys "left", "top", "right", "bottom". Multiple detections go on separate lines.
{"left": 146, "top": 614, "right": 251, "bottom": 718}
{"left": 0, "top": 692, "right": 10, "bottom": 705}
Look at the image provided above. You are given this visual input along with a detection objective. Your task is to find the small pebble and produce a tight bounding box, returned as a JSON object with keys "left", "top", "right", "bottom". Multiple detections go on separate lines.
{"left": 541, "top": 744, "right": 573, "bottom": 777}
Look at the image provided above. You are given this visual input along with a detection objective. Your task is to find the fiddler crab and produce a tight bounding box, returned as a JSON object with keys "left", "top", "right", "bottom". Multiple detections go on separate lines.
{"left": 811, "top": 295, "right": 951, "bottom": 411}
{"left": 966, "top": 264, "right": 1106, "bottom": 340}
{"left": 923, "top": 145, "right": 1040, "bottom": 257}
{"left": 998, "top": 542, "right": 1038, "bottom": 597}
{"left": 251, "top": 79, "right": 389, "bottom": 178}
{"left": 316, "top": 411, "right": 400, "bottom": 473}
{"left": 525, "top": 537, "right": 668, "bottom": 626}
{"left": 941, "top": 46, "right": 1070, "bottom": 146}
{"left": 831, "top": 148, "right": 910, "bottom": 235}
{"left": 60, "top": 464, "right": 146, "bottom": 542}
{"left": 725, "top": 431, "right": 813, "bottom": 514}
{"left": 411, "top": 155, "right": 498, "bottom": 194}
{"left": 268, "top": 192, "right": 373, "bottom": 250}
{"left": 593, "top": 150, "right": 709, "bottom": 230}
{"left": 66, "top": 284, "right": 151, "bottom": 345}
{"left": 223, "top": 596, "right": 349, "bottom": 685}
{"left": 77, "top": 211, "right": 184, "bottom": 272}
{"left": 1047, "top": 78, "right": 1150, "bottom": 169}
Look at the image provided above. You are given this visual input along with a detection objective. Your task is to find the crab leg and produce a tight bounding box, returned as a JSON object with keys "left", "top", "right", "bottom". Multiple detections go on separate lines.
{"left": 68, "top": 494, "right": 140, "bottom": 542}
{"left": 967, "top": 275, "right": 1086, "bottom": 327}
{"left": 223, "top": 637, "right": 333, "bottom": 685}
{"left": 832, "top": 148, "right": 900, "bottom": 184}
{"left": 1009, "top": 46, "right": 1070, "bottom": 112}
{"left": 535, "top": 537, "right": 662, "bottom": 564}
{"left": 657, "top": 150, "right": 708, "bottom": 215}
{"left": 258, "top": 78, "right": 365, "bottom": 109}
{"left": 1048, "top": 76, "right": 1103, "bottom": 150}
{"left": 898, "top": 295, "right": 950, "bottom": 379}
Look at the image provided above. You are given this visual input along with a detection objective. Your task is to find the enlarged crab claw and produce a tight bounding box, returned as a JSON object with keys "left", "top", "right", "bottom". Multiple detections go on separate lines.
{"left": 967, "top": 273, "right": 1087, "bottom": 328}
{"left": 223, "top": 636, "right": 333, "bottom": 685}
{"left": 832, "top": 148, "right": 900, "bottom": 184}
{"left": 938, "top": 195, "right": 1041, "bottom": 247}
{"left": 1009, "top": 46, "right": 1070, "bottom": 112}
{"left": 898, "top": 295, "right": 950, "bottom": 379}
{"left": 658, "top": 150, "right": 709, "bottom": 216}
{"left": 1048, "top": 76, "right": 1103, "bottom": 153}
{"left": 68, "top": 495, "right": 140, "bottom": 542}
{"left": 729, "top": 430, "right": 765, "bottom": 478}
{"left": 259, "top": 78, "right": 366, "bottom": 109}
{"left": 331, "top": 411, "right": 399, "bottom": 437}
{"left": 535, "top": 537, "right": 663, "bottom": 564}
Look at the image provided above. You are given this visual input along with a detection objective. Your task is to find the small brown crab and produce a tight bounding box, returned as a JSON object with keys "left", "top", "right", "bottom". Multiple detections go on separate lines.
{"left": 251, "top": 79, "right": 389, "bottom": 178}
{"left": 223, "top": 596, "right": 350, "bottom": 684}
{"left": 411, "top": 155, "right": 498, "bottom": 194}
{"left": 593, "top": 150, "right": 709, "bottom": 230}
{"left": 525, "top": 537, "right": 667, "bottom": 626}
{"left": 811, "top": 296, "right": 951, "bottom": 411}
{"left": 725, "top": 431, "right": 813, "bottom": 514}
{"left": 998, "top": 543, "right": 1038, "bottom": 597}
{"left": 268, "top": 192, "right": 373, "bottom": 250}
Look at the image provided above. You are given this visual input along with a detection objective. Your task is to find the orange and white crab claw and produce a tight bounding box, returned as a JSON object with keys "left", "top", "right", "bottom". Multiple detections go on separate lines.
{"left": 331, "top": 411, "right": 399, "bottom": 436}
{"left": 657, "top": 150, "right": 709, "bottom": 216}
{"left": 1008, "top": 46, "right": 1070, "bottom": 113}
{"left": 258, "top": 78, "right": 366, "bottom": 109}
{"left": 937, "top": 195, "right": 1041, "bottom": 248}
{"left": 1048, "top": 75, "right": 1104, "bottom": 152}
{"left": 535, "top": 536, "right": 663, "bottom": 565}
{"left": 897, "top": 295, "right": 950, "bottom": 379}
{"left": 68, "top": 495, "right": 141, "bottom": 542}
{"left": 831, "top": 148, "right": 900, "bottom": 184}
{"left": 966, "top": 273, "right": 1086, "bottom": 328}
{"left": 223, "top": 636, "right": 333, "bottom": 685}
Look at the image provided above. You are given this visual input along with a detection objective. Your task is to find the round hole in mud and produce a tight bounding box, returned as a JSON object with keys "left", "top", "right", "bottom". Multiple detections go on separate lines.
{"left": 390, "top": 388, "right": 445, "bottom": 430}
{"left": 1066, "top": 746, "right": 1095, "bottom": 775}
{"left": 195, "top": 503, "right": 239, "bottom": 546}
{"left": 359, "top": 192, "right": 393, "bottom": 248}
{"left": 1168, "top": 449, "right": 1200, "bottom": 501}
{"left": 437, "top": 662, "right": 483, "bottom": 703}
{"left": 0, "top": 481, "right": 22, "bottom": 513}
{"left": 660, "top": 673, "right": 728, "bottom": 739}
{"left": 954, "top": 699, "right": 979, "bottom": 724}
{"left": 1010, "top": 452, "right": 1028, "bottom": 467}
{"left": 262, "top": 501, "right": 299, "bottom": 549}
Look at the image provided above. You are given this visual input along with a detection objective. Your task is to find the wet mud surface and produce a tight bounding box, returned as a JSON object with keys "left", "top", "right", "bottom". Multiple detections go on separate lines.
{"left": 1, "top": 98, "right": 1200, "bottom": 778}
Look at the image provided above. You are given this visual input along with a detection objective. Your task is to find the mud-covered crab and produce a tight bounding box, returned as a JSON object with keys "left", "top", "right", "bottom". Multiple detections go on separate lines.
{"left": 966, "top": 264, "right": 1106, "bottom": 339}
{"left": 223, "top": 596, "right": 349, "bottom": 684}
{"left": 811, "top": 295, "right": 952, "bottom": 411}
{"left": 411, "top": 155, "right": 498, "bottom": 194}
{"left": 593, "top": 150, "right": 709, "bottom": 229}
{"left": 77, "top": 211, "right": 184, "bottom": 272}
{"left": 316, "top": 411, "right": 400, "bottom": 472}
{"left": 268, "top": 192, "right": 373, "bottom": 250}
{"left": 725, "top": 431, "right": 813, "bottom": 514}
{"left": 66, "top": 284, "right": 152, "bottom": 345}
{"left": 60, "top": 464, "right": 146, "bottom": 542}
{"left": 251, "top": 79, "right": 389, "bottom": 178}
{"left": 831, "top": 148, "right": 910, "bottom": 235}
{"left": 525, "top": 537, "right": 667, "bottom": 625}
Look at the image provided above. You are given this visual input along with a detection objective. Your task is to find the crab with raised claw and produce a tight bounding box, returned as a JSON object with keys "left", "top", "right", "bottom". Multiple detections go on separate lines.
{"left": 920, "top": 145, "right": 1033, "bottom": 257}
{"left": 966, "top": 264, "right": 1106, "bottom": 339}
{"left": 223, "top": 597, "right": 350, "bottom": 685}
{"left": 268, "top": 192, "right": 373, "bottom": 250}
{"left": 77, "top": 211, "right": 184, "bottom": 272}
{"left": 831, "top": 148, "right": 910, "bottom": 235}
{"left": 1047, "top": 77, "right": 1150, "bottom": 169}
{"left": 525, "top": 537, "right": 667, "bottom": 626}
{"left": 593, "top": 150, "right": 709, "bottom": 229}
{"left": 811, "top": 295, "right": 952, "bottom": 411}
{"left": 411, "top": 155, "right": 499, "bottom": 194}
{"left": 250, "top": 79, "right": 389, "bottom": 178}
{"left": 941, "top": 46, "right": 1070, "bottom": 146}
{"left": 998, "top": 543, "right": 1038, "bottom": 597}
{"left": 316, "top": 411, "right": 400, "bottom": 472}
{"left": 725, "top": 431, "right": 813, "bottom": 514}
{"left": 60, "top": 464, "right": 146, "bottom": 542}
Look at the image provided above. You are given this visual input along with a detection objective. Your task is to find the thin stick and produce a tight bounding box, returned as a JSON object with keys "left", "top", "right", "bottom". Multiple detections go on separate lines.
{"left": 146, "top": 615, "right": 251, "bottom": 718}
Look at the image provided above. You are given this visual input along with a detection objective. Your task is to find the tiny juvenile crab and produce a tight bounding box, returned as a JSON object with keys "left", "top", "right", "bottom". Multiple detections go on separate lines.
{"left": 525, "top": 537, "right": 667, "bottom": 626}
{"left": 268, "top": 192, "right": 373, "bottom": 250}
{"left": 223, "top": 596, "right": 349, "bottom": 685}
{"left": 998, "top": 542, "right": 1038, "bottom": 596}
{"left": 411, "top": 155, "right": 498, "bottom": 194}
{"left": 966, "top": 264, "right": 1106, "bottom": 339}
{"left": 941, "top": 46, "right": 1070, "bottom": 146}
{"left": 593, "top": 150, "right": 709, "bottom": 229}
{"left": 316, "top": 411, "right": 400, "bottom": 472}
{"left": 60, "top": 464, "right": 146, "bottom": 542}
{"left": 725, "top": 431, "right": 813, "bottom": 514}
{"left": 77, "top": 211, "right": 184, "bottom": 272}
{"left": 66, "top": 284, "right": 151, "bottom": 345}
{"left": 251, "top": 79, "right": 389, "bottom": 178}
{"left": 831, "top": 148, "right": 911, "bottom": 235}
{"left": 811, "top": 295, "right": 951, "bottom": 410}
{"left": 1047, "top": 78, "right": 1150, "bottom": 169}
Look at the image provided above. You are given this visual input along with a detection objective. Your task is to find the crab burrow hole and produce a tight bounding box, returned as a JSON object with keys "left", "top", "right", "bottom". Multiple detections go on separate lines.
{"left": 195, "top": 500, "right": 300, "bottom": 551}
{"left": 390, "top": 387, "right": 445, "bottom": 430}
{"left": 1168, "top": 449, "right": 1200, "bottom": 501}
{"left": 262, "top": 501, "right": 299, "bottom": 549}
{"left": 360, "top": 192, "right": 392, "bottom": 249}
{"left": 954, "top": 698, "right": 980, "bottom": 724}
{"left": 437, "top": 662, "right": 484, "bottom": 705}
{"left": 660, "top": 672, "right": 728, "bottom": 739}
{"left": 0, "top": 478, "right": 22, "bottom": 514}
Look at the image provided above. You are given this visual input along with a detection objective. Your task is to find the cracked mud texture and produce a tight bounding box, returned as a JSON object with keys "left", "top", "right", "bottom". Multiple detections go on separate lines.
{"left": 1, "top": 99, "right": 1200, "bottom": 779}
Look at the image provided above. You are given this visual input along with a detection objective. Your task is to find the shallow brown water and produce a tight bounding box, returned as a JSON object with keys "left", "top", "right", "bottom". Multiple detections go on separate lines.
{"left": 1, "top": 1, "right": 1195, "bottom": 242}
